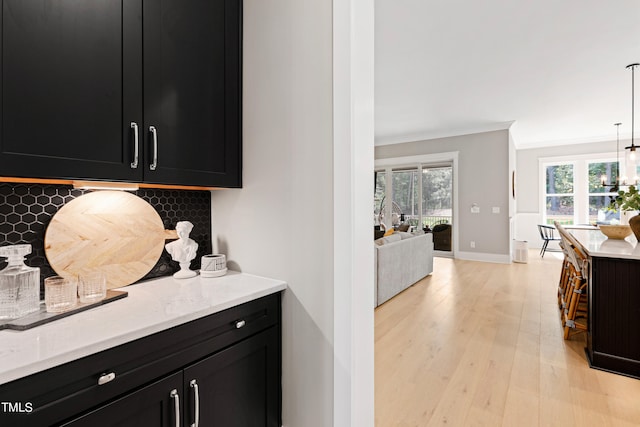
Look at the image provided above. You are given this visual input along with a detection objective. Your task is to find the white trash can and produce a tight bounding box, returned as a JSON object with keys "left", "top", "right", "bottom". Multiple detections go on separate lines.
{"left": 512, "top": 240, "right": 528, "bottom": 263}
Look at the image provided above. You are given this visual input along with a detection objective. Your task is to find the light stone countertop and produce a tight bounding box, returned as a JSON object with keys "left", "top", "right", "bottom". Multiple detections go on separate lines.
{"left": 0, "top": 271, "right": 287, "bottom": 385}
{"left": 568, "top": 228, "right": 640, "bottom": 260}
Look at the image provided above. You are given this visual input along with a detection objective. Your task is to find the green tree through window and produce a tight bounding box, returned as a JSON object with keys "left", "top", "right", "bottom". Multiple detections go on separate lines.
{"left": 546, "top": 164, "right": 574, "bottom": 224}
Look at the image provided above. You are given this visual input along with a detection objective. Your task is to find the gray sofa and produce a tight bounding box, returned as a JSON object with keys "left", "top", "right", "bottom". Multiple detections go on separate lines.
{"left": 374, "top": 232, "right": 434, "bottom": 307}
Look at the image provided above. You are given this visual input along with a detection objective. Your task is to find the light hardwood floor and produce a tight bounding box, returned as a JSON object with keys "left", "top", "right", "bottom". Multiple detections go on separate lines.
{"left": 375, "top": 251, "right": 640, "bottom": 426}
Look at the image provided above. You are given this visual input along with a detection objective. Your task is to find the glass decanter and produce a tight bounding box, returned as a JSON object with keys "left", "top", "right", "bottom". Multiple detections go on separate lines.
{"left": 0, "top": 244, "right": 40, "bottom": 319}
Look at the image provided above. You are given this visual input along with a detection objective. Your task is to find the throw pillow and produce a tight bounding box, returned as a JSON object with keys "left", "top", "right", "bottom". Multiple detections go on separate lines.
{"left": 383, "top": 228, "right": 395, "bottom": 237}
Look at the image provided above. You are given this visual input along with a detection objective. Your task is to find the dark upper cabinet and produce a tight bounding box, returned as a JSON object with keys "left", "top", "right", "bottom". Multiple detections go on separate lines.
{"left": 0, "top": 0, "right": 241, "bottom": 188}
{"left": 143, "top": 0, "right": 242, "bottom": 187}
{"left": 0, "top": 0, "right": 143, "bottom": 182}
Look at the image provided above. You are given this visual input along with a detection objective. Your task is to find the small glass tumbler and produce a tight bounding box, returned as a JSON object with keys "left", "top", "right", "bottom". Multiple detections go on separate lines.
{"left": 79, "top": 272, "right": 107, "bottom": 304}
{"left": 44, "top": 276, "right": 78, "bottom": 313}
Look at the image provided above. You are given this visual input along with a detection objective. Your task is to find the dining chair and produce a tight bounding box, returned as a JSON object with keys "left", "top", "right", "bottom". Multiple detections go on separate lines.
{"left": 554, "top": 222, "right": 589, "bottom": 339}
{"left": 537, "top": 224, "right": 562, "bottom": 257}
{"left": 556, "top": 239, "right": 572, "bottom": 310}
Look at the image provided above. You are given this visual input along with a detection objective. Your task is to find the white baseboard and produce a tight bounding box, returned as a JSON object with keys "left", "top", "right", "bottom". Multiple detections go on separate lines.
{"left": 457, "top": 251, "right": 511, "bottom": 264}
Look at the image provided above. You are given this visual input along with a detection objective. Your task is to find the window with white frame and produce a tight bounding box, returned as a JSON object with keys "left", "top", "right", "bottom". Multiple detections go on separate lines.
{"left": 588, "top": 160, "right": 620, "bottom": 224}
{"left": 374, "top": 171, "right": 386, "bottom": 225}
{"left": 544, "top": 162, "right": 575, "bottom": 225}
{"left": 392, "top": 168, "right": 420, "bottom": 226}
{"left": 423, "top": 166, "right": 453, "bottom": 226}
{"left": 374, "top": 167, "right": 422, "bottom": 227}
{"left": 374, "top": 164, "right": 453, "bottom": 229}
{"left": 541, "top": 154, "right": 621, "bottom": 225}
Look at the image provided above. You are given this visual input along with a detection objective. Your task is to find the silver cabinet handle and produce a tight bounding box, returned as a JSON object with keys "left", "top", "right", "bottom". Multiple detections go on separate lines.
{"left": 130, "top": 122, "right": 139, "bottom": 168}
{"left": 97, "top": 372, "right": 116, "bottom": 385}
{"left": 235, "top": 320, "right": 246, "bottom": 329}
{"left": 170, "top": 389, "right": 180, "bottom": 427}
{"left": 190, "top": 379, "right": 200, "bottom": 427}
{"left": 149, "top": 125, "right": 158, "bottom": 171}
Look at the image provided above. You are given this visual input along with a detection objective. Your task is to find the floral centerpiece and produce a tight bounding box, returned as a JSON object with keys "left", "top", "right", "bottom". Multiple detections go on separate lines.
{"left": 609, "top": 185, "right": 640, "bottom": 239}
{"left": 611, "top": 185, "right": 640, "bottom": 211}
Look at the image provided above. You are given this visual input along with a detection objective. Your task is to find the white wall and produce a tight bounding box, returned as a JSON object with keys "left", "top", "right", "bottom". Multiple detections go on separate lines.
{"left": 211, "top": 1, "right": 374, "bottom": 426}
{"left": 509, "top": 130, "right": 516, "bottom": 219}
{"left": 333, "top": 0, "right": 375, "bottom": 425}
{"left": 375, "top": 130, "right": 512, "bottom": 263}
{"left": 508, "top": 131, "right": 516, "bottom": 260}
{"left": 515, "top": 139, "right": 625, "bottom": 247}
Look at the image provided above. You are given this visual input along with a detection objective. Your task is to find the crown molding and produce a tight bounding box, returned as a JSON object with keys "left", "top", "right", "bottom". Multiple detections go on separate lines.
{"left": 375, "top": 121, "right": 515, "bottom": 146}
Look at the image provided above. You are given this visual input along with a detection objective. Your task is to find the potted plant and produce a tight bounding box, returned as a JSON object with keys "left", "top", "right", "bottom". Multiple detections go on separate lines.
{"left": 609, "top": 185, "right": 640, "bottom": 239}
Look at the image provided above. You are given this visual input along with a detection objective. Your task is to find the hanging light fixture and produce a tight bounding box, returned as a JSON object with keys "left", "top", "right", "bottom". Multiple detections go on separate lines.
{"left": 601, "top": 122, "right": 622, "bottom": 189}
{"left": 625, "top": 63, "right": 639, "bottom": 185}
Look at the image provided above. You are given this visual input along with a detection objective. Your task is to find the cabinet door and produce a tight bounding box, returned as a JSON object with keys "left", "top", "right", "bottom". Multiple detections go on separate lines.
{"left": 0, "top": 0, "right": 143, "bottom": 182}
{"left": 184, "top": 327, "right": 280, "bottom": 427}
{"left": 61, "top": 371, "right": 183, "bottom": 427}
{"left": 143, "top": 0, "right": 241, "bottom": 187}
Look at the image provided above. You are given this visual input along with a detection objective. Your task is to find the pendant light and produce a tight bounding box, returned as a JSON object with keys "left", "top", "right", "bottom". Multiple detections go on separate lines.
{"left": 625, "top": 63, "right": 639, "bottom": 185}
{"left": 601, "top": 122, "right": 622, "bottom": 189}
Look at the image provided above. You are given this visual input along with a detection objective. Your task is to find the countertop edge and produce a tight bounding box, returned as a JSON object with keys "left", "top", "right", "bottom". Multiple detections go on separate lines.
{"left": 568, "top": 228, "right": 640, "bottom": 260}
{"left": 0, "top": 273, "right": 287, "bottom": 385}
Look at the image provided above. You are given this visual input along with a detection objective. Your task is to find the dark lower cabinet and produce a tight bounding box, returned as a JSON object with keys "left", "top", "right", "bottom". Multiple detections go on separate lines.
{"left": 64, "top": 328, "right": 279, "bottom": 427}
{"left": 63, "top": 329, "right": 280, "bottom": 427}
{"left": 587, "top": 256, "right": 640, "bottom": 379}
{"left": 62, "top": 372, "right": 183, "bottom": 427}
{"left": 0, "top": 293, "right": 281, "bottom": 427}
{"left": 185, "top": 328, "right": 280, "bottom": 427}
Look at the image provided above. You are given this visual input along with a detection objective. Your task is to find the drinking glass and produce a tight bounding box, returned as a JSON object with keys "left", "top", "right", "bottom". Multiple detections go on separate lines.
{"left": 79, "top": 272, "right": 107, "bottom": 303}
{"left": 45, "top": 276, "right": 77, "bottom": 313}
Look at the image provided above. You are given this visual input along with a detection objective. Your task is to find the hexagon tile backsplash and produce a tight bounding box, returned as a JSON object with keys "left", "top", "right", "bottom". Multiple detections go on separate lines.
{"left": 0, "top": 183, "right": 211, "bottom": 295}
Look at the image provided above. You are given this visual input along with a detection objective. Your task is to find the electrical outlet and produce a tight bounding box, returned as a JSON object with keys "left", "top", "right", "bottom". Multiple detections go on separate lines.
{"left": 470, "top": 241, "right": 475, "bottom": 248}
{"left": 492, "top": 206, "right": 500, "bottom": 214}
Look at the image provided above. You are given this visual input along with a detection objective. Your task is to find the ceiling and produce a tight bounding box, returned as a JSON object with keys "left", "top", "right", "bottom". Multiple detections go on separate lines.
{"left": 375, "top": 0, "right": 640, "bottom": 149}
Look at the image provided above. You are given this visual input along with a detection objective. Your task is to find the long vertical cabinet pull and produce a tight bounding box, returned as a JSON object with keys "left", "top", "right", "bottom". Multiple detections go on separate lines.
{"left": 170, "top": 389, "right": 180, "bottom": 427}
{"left": 149, "top": 125, "right": 158, "bottom": 170}
{"left": 190, "top": 379, "right": 200, "bottom": 427}
{"left": 130, "top": 122, "right": 139, "bottom": 168}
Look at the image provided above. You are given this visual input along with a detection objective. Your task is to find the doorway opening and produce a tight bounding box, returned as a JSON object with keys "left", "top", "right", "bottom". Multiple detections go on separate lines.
{"left": 423, "top": 164, "right": 453, "bottom": 254}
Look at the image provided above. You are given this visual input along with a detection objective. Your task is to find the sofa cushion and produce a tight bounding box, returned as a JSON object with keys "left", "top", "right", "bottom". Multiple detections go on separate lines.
{"left": 382, "top": 233, "right": 402, "bottom": 244}
{"left": 397, "top": 231, "right": 414, "bottom": 240}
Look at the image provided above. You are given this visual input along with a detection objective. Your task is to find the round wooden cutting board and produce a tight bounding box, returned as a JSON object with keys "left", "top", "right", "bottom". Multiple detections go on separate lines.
{"left": 45, "top": 191, "right": 177, "bottom": 289}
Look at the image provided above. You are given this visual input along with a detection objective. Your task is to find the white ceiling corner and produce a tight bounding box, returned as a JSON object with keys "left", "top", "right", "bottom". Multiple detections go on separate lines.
{"left": 375, "top": 0, "right": 640, "bottom": 149}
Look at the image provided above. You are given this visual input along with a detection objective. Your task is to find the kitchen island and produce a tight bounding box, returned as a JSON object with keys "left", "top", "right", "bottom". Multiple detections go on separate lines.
{"left": 0, "top": 272, "right": 286, "bottom": 426}
{"left": 567, "top": 228, "right": 640, "bottom": 379}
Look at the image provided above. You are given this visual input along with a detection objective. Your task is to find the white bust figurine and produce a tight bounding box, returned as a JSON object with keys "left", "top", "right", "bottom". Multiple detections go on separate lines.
{"left": 165, "top": 221, "right": 198, "bottom": 279}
